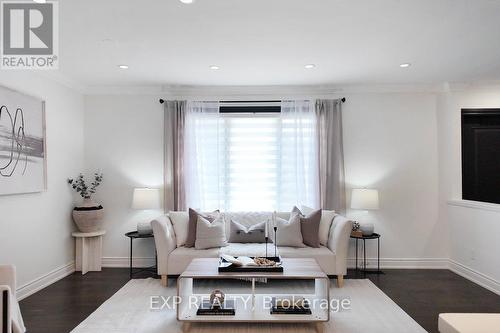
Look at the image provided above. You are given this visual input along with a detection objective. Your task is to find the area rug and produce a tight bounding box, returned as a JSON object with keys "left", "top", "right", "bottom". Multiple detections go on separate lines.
{"left": 72, "top": 278, "right": 427, "bottom": 333}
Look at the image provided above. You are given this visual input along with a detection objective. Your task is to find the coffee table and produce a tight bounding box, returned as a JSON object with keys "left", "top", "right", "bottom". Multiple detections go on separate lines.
{"left": 177, "top": 258, "right": 330, "bottom": 333}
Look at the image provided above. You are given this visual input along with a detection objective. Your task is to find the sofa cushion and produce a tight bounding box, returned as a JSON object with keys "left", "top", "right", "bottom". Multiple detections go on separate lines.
{"left": 278, "top": 245, "right": 335, "bottom": 274}
{"left": 168, "top": 211, "right": 190, "bottom": 247}
{"left": 272, "top": 213, "right": 305, "bottom": 247}
{"left": 168, "top": 246, "right": 220, "bottom": 274}
{"left": 294, "top": 206, "right": 321, "bottom": 248}
{"left": 229, "top": 219, "right": 267, "bottom": 243}
{"left": 195, "top": 215, "right": 227, "bottom": 249}
{"left": 186, "top": 209, "right": 220, "bottom": 248}
{"left": 220, "top": 242, "right": 276, "bottom": 257}
{"left": 301, "top": 206, "right": 337, "bottom": 246}
{"left": 223, "top": 212, "right": 273, "bottom": 237}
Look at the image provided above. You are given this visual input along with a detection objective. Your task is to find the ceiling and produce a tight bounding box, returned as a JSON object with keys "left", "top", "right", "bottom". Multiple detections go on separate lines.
{"left": 57, "top": 0, "right": 500, "bottom": 88}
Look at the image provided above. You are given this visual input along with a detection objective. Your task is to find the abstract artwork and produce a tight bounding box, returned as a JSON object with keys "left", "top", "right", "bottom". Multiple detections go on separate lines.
{"left": 0, "top": 85, "right": 46, "bottom": 195}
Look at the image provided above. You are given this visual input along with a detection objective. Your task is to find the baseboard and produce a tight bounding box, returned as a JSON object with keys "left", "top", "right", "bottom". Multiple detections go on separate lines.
{"left": 102, "top": 257, "right": 156, "bottom": 268}
{"left": 347, "top": 257, "right": 449, "bottom": 269}
{"left": 17, "top": 261, "right": 75, "bottom": 301}
{"left": 448, "top": 260, "right": 500, "bottom": 295}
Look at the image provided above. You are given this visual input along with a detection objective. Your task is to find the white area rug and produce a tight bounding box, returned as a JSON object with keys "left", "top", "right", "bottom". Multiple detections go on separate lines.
{"left": 72, "top": 278, "right": 427, "bottom": 333}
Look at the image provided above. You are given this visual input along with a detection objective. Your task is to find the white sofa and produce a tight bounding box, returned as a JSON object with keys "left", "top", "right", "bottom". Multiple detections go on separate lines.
{"left": 0, "top": 265, "right": 26, "bottom": 333}
{"left": 152, "top": 211, "right": 353, "bottom": 287}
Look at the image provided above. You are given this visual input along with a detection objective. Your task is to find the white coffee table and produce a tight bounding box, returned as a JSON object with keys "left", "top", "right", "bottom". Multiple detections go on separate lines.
{"left": 177, "top": 258, "right": 329, "bottom": 333}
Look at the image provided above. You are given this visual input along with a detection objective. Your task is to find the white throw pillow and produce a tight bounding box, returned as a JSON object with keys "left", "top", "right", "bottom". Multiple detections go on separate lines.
{"left": 271, "top": 213, "right": 305, "bottom": 248}
{"left": 195, "top": 215, "right": 228, "bottom": 249}
{"left": 301, "top": 205, "right": 337, "bottom": 246}
{"left": 168, "top": 211, "right": 189, "bottom": 247}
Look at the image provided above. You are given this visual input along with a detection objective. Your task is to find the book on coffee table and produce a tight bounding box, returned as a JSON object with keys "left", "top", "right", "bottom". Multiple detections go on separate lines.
{"left": 270, "top": 296, "right": 312, "bottom": 315}
{"left": 196, "top": 300, "right": 235, "bottom": 316}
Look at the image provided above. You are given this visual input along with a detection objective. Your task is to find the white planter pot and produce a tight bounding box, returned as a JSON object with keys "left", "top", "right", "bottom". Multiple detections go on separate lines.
{"left": 72, "top": 198, "right": 104, "bottom": 233}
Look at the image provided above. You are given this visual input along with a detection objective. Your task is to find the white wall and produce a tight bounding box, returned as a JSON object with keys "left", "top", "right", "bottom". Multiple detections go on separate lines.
{"left": 84, "top": 91, "right": 445, "bottom": 267}
{"left": 343, "top": 93, "right": 445, "bottom": 267}
{"left": 0, "top": 73, "right": 85, "bottom": 298}
{"left": 84, "top": 95, "right": 164, "bottom": 266}
{"left": 436, "top": 85, "right": 500, "bottom": 293}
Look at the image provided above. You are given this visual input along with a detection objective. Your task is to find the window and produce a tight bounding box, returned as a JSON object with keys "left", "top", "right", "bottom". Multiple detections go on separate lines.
{"left": 184, "top": 101, "right": 319, "bottom": 211}
{"left": 461, "top": 109, "right": 500, "bottom": 204}
{"left": 220, "top": 113, "right": 281, "bottom": 211}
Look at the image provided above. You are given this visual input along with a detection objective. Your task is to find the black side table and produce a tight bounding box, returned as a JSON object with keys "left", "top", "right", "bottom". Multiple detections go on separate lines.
{"left": 125, "top": 231, "right": 157, "bottom": 279}
{"left": 350, "top": 232, "right": 383, "bottom": 274}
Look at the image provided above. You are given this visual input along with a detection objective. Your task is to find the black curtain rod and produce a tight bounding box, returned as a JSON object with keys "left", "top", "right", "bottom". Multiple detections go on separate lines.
{"left": 159, "top": 97, "right": 346, "bottom": 104}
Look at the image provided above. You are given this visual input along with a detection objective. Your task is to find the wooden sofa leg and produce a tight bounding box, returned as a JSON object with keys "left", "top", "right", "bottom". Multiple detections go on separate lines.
{"left": 337, "top": 275, "right": 344, "bottom": 288}
{"left": 161, "top": 275, "right": 168, "bottom": 287}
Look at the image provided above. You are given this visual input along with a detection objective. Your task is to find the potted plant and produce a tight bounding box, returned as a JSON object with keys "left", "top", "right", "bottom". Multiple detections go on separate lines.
{"left": 68, "top": 172, "right": 104, "bottom": 232}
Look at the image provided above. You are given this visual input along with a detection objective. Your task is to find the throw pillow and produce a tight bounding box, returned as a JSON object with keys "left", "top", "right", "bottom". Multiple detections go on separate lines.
{"left": 301, "top": 205, "right": 337, "bottom": 246}
{"left": 168, "top": 211, "right": 189, "bottom": 247}
{"left": 294, "top": 206, "right": 322, "bottom": 248}
{"left": 272, "top": 213, "right": 305, "bottom": 247}
{"left": 229, "top": 220, "right": 267, "bottom": 243}
{"left": 195, "top": 215, "right": 228, "bottom": 249}
{"left": 186, "top": 208, "right": 220, "bottom": 247}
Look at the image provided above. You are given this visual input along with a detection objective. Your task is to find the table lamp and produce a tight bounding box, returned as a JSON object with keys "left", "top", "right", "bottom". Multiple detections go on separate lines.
{"left": 132, "top": 188, "right": 161, "bottom": 235}
{"left": 350, "top": 188, "right": 379, "bottom": 235}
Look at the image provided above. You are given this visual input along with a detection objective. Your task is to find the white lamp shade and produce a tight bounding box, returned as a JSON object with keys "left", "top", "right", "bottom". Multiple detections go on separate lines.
{"left": 351, "top": 188, "right": 379, "bottom": 210}
{"left": 132, "top": 188, "right": 161, "bottom": 210}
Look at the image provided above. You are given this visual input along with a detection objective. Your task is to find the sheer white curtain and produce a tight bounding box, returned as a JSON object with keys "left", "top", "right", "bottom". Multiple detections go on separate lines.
{"left": 184, "top": 101, "right": 222, "bottom": 211}
{"left": 278, "top": 100, "right": 319, "bottom": 210}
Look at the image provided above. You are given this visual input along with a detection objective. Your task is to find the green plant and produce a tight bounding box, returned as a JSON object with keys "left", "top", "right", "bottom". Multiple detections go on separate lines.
{"left": 68, "top": 172, "right": 103, "bottom": 199}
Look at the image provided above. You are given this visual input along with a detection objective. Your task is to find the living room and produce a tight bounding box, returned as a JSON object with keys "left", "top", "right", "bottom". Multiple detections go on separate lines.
{"left": 1, "top": 1, "right": 499, "bottom": 333}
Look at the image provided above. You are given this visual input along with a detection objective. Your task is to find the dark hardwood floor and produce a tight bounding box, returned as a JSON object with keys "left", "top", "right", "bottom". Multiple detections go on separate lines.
{"left": 20, "top": 268, "right": 500, "bottom": 333}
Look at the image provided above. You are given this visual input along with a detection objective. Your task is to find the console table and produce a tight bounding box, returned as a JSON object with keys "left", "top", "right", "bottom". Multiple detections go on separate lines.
{"left": 72, "top": 230, "right": 106, "bottom": 275}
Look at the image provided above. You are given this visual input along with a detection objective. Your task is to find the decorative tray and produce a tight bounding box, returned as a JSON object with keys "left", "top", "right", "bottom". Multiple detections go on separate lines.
{"left": 218, "top": 256, "right": 284, "bottom": 273}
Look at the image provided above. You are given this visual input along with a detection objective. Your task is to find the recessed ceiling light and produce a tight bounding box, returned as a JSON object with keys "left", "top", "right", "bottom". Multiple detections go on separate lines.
{"left": 118, "top": 65, "right": 129, "bottom": 69}
{"left": 209, "top": 65, "right": 220, "bottom": 70}
{"left": 33, "top": 0, "right": 46, "bottom": 3}
{"left": 399, "top": 63, "right": 411, "bottom": 68}
{"left": 304, "top": 64, "right": 316, "bottom": 69}
{"left": 179, "top": 0, "right": 194, "bottom": 3}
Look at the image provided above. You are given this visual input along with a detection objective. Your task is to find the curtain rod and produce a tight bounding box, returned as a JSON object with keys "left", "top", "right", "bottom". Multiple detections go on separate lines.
{"left": 158, "top": 97, "right": 346, "bottom": 104}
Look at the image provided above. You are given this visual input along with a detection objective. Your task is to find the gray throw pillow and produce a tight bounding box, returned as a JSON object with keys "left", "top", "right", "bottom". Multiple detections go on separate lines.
{"left": 229, "top": 220, "right": 267, "bottom": 243}
{"left": 195, "top": 215, "right": 227, "bottom": 249}
{"left": 186, "top": 208, "right": 219, "bottom": 247}
{"left": 294, "top": 206, "right": 322, "bottom": 248}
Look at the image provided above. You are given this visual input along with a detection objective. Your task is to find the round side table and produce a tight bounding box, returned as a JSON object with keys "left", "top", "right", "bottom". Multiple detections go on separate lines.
{"left": 72, "top": 230, "right": 106, "bottom": 275}
{"left": 125, "top": 231, "right": 157, "bottom": 279}
{"left": 350, "top": 232, "right": 382, "bottom": 274}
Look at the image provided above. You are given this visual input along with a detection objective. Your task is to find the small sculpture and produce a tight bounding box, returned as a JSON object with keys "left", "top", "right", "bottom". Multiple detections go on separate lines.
{"left": 209, "top": 289, "right": 225, "bottom": 308}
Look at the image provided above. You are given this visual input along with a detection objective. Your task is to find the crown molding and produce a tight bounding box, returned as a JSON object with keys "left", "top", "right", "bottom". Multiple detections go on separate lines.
{"left": 84, "top": 85, "right": 165, "bottom": 96}
{"left": 83, "top": 83, "right": 445, "bottom": 97}
{"left": 35, "top": 71, "right": 86, "bottom": 94}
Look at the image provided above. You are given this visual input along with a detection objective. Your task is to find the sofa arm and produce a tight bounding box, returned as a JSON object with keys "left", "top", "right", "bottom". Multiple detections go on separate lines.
{"left": 0, "top": 265, "right": 26, "bottom": 333}
{"left": 151, "top": 215, "right": 177, "bottom": 276}
{"left": 327, "top": 215, "right": 353, "bottom": 276}
{"left": 0, "top": 265, "right": 15, "bottom": 293}
{"left": 1, "top": 285, "right": 12, "bottom": 333}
